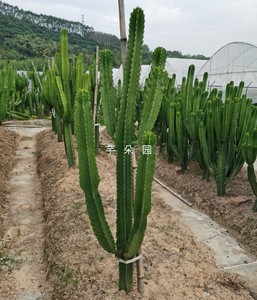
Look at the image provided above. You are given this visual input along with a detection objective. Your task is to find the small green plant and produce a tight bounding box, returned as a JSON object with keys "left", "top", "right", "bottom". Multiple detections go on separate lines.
{"left": 72, "top": 200, "right": 84, "bottom": 210}
{"left": 0, "top": 252, "right": 15, "bottom": 271}
{"left": 58, "top": 266, "right": 78, "bottom": 287}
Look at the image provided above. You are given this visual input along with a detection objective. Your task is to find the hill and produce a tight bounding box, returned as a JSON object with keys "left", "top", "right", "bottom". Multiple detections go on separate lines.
{"left": 0, "top": 1, "right": 209, "bottom": 70}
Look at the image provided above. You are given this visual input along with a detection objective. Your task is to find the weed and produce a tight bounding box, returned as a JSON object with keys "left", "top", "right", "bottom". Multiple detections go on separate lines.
{"left": 58, "top": 266, "right": 78, "bottom": 287}
{"left": 0, "top": 252, "right": 15, "bottom": 271}
{"left": 73, "top": 201, "right": 83, "bottom": 210}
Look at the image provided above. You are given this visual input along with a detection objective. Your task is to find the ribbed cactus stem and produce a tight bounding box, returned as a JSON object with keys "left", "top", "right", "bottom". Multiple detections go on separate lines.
{"left": 75, "top": 89, "right": 115, "bottom": 252}
{"left": 242, "top": 129, "right": 257, "bottom": 211}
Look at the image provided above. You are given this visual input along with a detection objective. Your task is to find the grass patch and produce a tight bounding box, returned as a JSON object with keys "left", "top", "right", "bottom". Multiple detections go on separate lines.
{"left": 0, "top": 252, "right": 15, "bottom": 271}
{"left": 58, "top": 266, "right": 78, "bottom": 287}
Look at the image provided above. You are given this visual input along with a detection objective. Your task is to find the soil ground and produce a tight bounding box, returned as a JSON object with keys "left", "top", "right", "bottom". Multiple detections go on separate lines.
{"left": 0, "top": 122, "right": 257, "bottom": 299}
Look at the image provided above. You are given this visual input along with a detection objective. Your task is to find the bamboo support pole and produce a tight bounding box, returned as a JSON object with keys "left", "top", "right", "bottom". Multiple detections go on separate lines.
{"left": 132, "top": 139, "right": 145, "bottom": 295}
{"left": 93, "top": 46, "right": 99, "bottom": 124}
{"left": 93, "top": 46, "right": 100, "bottom": 154}
{"left": 118, "top": 0, "right": 127, "bottom": 70}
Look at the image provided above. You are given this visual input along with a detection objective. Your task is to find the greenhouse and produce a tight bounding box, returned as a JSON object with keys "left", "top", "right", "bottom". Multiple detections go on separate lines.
{"left": 114, "top": 42, "right": 257, "bottom": 104}
{"left": 113, "top": 58, "right": 207, "bottom": 87}
{"left": 196, "top": 42, "right": 257, "bottom": 103}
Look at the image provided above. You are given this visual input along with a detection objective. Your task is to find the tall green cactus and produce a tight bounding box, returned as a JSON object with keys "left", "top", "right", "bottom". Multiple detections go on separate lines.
{"left": 42, "top": 29, "right": 86, "bottom": 167}
{"left": 242, "top": 129, "right": 257, "bottom": 211}
{"left": 166, "top": 65, "right": 206, "bottom": 171}
{"left": 75, "top": 7, "right": 167, "bottom": 293}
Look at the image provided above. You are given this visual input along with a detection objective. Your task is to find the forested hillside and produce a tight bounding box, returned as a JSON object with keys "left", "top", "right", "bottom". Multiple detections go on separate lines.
{"left": 0, "top": 1, "right": 208, "bottom": 70}
{"left": 0, "top": 1, "right": 124, "bottom": 69}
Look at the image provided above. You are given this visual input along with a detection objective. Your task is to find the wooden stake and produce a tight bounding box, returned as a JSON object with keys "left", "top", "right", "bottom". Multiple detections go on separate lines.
{"left": 93, "top": 46, "right": 100, "bottom": 154}
{"left": 118, "top": 0, "right": 127, "bottom": 69}
{"left": 93, "top": 46, "right": 99, "bottom": 124}
{"left": 132, "top": 145, "right": 145, "bottom": 295}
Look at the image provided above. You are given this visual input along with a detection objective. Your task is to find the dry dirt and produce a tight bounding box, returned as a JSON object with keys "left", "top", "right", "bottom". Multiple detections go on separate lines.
{"left": 0, "top": 124, "right": 257, "bottom": 299}
{"left": 0, "top": 126, "right": 51, "bottom": 299}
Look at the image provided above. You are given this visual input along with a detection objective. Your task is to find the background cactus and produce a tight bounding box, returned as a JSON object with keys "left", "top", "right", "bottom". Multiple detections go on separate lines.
{"left": 165, "top": 65, "right": 208, "bottom": 172}
{"left": 242, "top": 129, "right": 257, "bottom": 211}
{"left": 199, "top": 82, "right": 257, "bottom": 196}
{"left": 42, "top": 28, "right": 86, "bottom": 167}
{"left": 0, "top": 66, "right": 9, "bottom": 124}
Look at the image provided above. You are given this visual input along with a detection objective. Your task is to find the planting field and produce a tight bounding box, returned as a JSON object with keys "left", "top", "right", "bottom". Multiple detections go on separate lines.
{"left": 0, "top": 122, "right": 256, "bottom": 299}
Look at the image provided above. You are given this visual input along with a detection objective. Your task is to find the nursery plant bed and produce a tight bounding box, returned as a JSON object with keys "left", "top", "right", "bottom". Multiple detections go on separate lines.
{"left": 0, "top": 123, "right": 256, "bottom": 299}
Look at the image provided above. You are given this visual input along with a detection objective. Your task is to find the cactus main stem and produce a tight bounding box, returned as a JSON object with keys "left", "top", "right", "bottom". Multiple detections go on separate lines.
{"left": 63, "top": 120, "right": 75, "bottom": 168}
{"left": 118, "top": 263, "right": 133, "bottom": 293}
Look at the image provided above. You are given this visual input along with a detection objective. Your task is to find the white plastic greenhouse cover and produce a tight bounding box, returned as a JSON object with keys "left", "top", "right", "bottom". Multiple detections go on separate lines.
{"left": 113, "top": 58, "right": 207, "bottom": 87}
{"left": 165, "top": 58, "right": 207, "bottom": 86}
{"left": 196, "top": 42, "right": 257, "bottom": 103}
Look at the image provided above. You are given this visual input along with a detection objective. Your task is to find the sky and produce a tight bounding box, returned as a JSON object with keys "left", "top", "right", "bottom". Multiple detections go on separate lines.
{"left": 2, "top": 0, "right": 257, "bottom": 57}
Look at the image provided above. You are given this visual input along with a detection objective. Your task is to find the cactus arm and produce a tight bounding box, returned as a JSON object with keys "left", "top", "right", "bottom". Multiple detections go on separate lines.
{"left": 199, "top": 122, "right": 215, "bottom": 176}
{"left": 75, "top": 89, "right": 115, "bottom": 253}
{"left": 115, "top": 7, "right": 144, "bottom": 254}
{"left": 222, "top": 98, "right": 233, "bottom": 142}
{"left": 216, "top": 144, "right": 226, "bottom": 196}
{"left": 184, "top": 65, "right": 195, "bottom": 117}
{"left": 137, "top": 67, "right": 167, "bottom": 142}
{"left": 99, "top": 49, "right": 117, "bottom": 138}
{"left": 56, "top": 76, "right": 68, "bottom": 119}
{"left": 247, "top": 165, "right": 257, "bottom": 196}
{"left": 125, "top": 132, "right": 156, "bottom": 258}
{"left": 75, "top": 53, "right": 84, "bottom": 92}
{"left": 60, "top": 28, "right": 71, "bottom": 113}
{"left": 247, "top": 165, "right": 257, "bottom": 211}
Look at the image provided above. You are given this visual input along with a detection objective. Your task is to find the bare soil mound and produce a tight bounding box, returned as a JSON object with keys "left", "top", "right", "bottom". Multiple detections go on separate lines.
{"left": 0, "top": 128, "right": 18, "bottom": 233}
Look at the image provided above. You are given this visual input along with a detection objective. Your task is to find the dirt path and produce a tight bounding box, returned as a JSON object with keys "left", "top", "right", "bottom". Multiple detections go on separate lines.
{"left": 1, "top": 127, "right": 51, "bottom": 300}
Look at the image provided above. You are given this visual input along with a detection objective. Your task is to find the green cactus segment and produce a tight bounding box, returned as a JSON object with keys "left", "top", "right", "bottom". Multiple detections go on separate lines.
{"left": 60, "top": 28, "right": 71, "bottom": 110}
{"left": 247, "top": 165, "right": 257, "bottom": 212}
{"left": 114, "top": 7, "right": 145, "bottom": 293}
{"left": 115, "top": 7, "right": 144, "bottom": 254}
{"left": 126, "top": 132, "right": 156, "bottom": 258}
{"left": 137, "top": 66, "right": 167, "bottom": 143}
{"left": 99, "top": 50, "right": 117, "bottom": 138}
{"left": 56, "top": 76, "right": 69, "bottom": 119}
{"left": 75, "top": 89, "right": 115, "bottom": 253}
{"left": 242, "top": 131, "right": 257, "bottom": 166}
{"left": 247, "top": 165, "right": 257, "bottom": 197}
{"left": 199, "top": 122, "right": 215, "bottom": 176}
{"left": 242, "top": 128, "right": 257, "bottom": 211}
{"left": 216, "top": 144, "right": 226, "bottom": 196}
{"left": 0, "top": 67, "right": 9, "bottom": 123}
{"left": 151, "top": 47, "right": 167, "bottom": 69}
{"left": 63, "top": 121, "right": 76, "bottom": 169}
